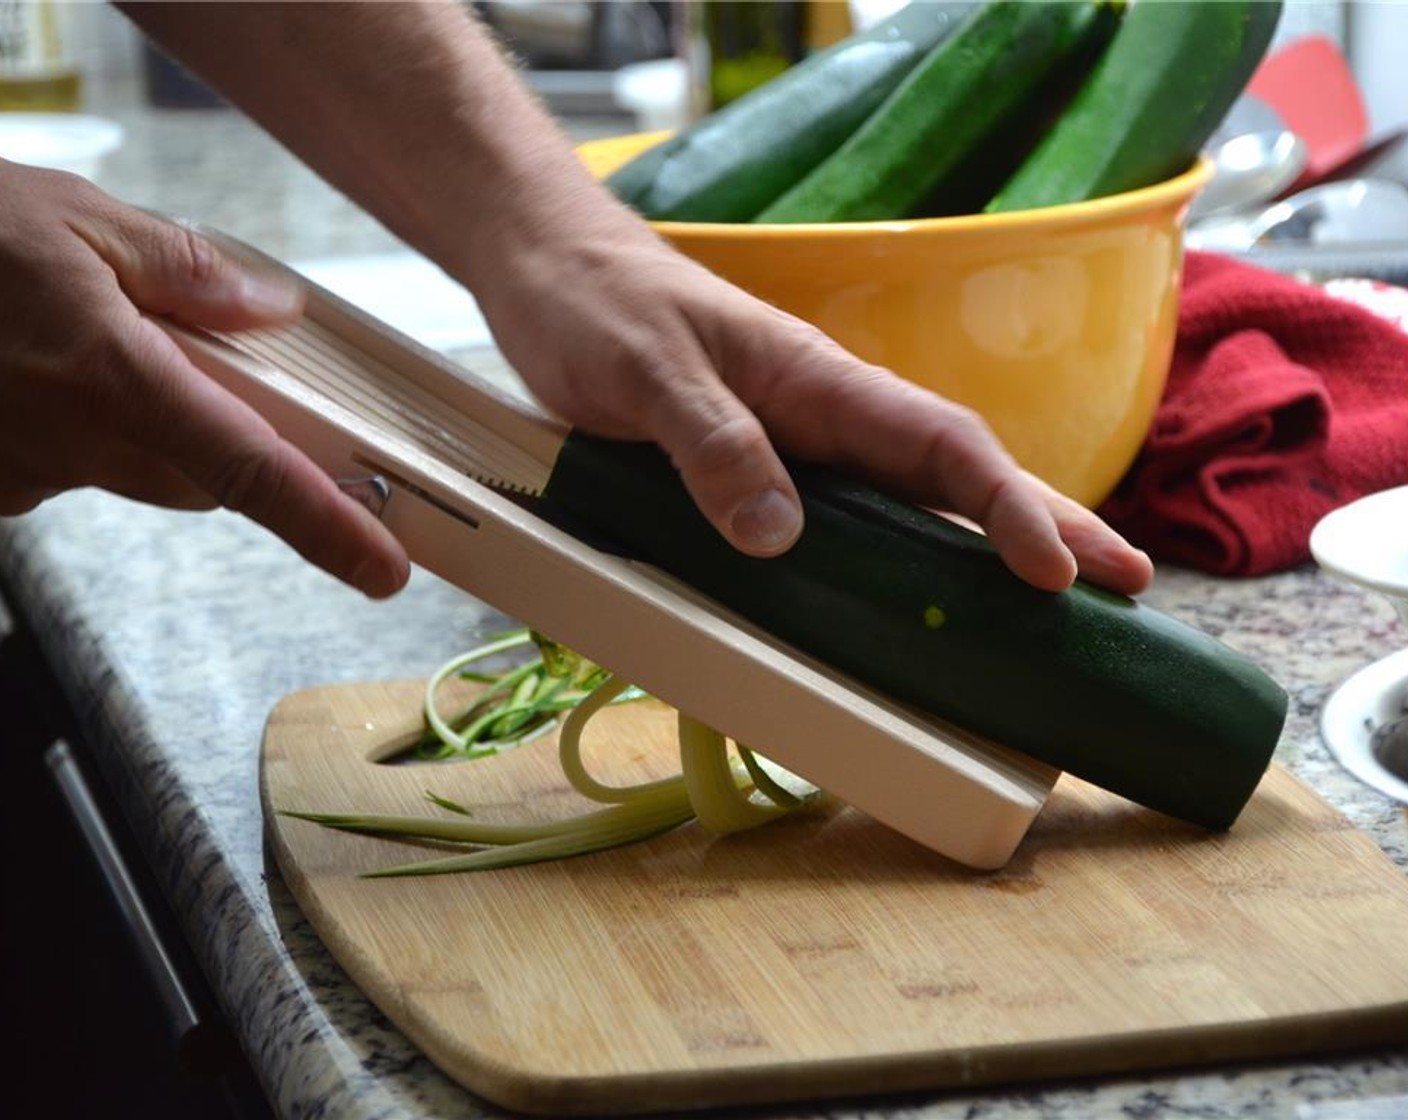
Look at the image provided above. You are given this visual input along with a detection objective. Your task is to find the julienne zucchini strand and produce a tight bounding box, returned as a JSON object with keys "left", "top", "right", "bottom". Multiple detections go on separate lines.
{"left": 413, "top": 629, "right": 634, "bottom": 761}
{"left": 281, "top": 640, "right": 822, "bottom": 877}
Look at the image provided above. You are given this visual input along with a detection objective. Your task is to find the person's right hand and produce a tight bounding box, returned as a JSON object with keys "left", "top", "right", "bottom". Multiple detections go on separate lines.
{"left": 0, "top": 158, "right": 408, "bottom": 597}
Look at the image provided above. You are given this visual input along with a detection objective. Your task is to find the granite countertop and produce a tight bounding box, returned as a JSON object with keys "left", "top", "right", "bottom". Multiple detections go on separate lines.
{"left": 2, "top": 85, "right": 1406, "bottom": 1120}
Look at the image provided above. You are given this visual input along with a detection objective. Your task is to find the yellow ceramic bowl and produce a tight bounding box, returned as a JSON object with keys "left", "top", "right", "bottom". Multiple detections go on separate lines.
{"left": 581, "top": 133, "right": 1212, "bottom": 508}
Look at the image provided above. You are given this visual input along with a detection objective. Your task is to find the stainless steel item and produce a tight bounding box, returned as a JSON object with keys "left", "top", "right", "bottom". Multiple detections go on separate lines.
{"left": 1188, "top": 177, "right": 1408, "bottom": 252}
{"left": 1257, "top": 178, "right": 1408, "bottom": 244}
{"left": 45, "top": 741, "right": 219, "bottom": 1068}
{"left": 1187, "top": 130, "right": 1307, "bottom": 223}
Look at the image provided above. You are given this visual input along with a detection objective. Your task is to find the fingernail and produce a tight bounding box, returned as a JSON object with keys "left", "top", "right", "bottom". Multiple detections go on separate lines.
{"left": 731, "top": 488, "right": 803, "bottom": 554}
{"left": 240, "top": 271, "right": 303, "bottom": 318}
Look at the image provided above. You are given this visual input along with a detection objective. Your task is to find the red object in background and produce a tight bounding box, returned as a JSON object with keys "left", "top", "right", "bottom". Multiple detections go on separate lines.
{"left": 1097, "top": 252, "right": 1408, "bottom": 576}
{"left": 1247, "top": 34, "right": 1369, "bottom": 191}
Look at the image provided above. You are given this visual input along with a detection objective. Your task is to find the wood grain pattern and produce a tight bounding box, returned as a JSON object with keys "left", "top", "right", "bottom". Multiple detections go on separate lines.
{"left": 262, "top": 680, "right": 1408, "bottom": 1116}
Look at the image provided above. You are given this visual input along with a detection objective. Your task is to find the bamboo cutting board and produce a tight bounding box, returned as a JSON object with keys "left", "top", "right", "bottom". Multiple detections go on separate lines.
{"left": 261, "top": 680, "right": 1408, "bottom": 1116}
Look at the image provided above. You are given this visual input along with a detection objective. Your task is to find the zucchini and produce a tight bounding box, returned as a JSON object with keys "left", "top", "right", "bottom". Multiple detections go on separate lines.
{"left": 540, "top": 435, "right": 1287, "bottom": 833}
{"left": 908, "top": 5, "right": 1123, "bottom": 218}
{"left": 605, "top": 2, "right": 975, "bottom": 223}
{"left": 757, "top": 0, "right": 1121, "bottom": 224}
{"left": 988, "top": 0, "right": 1283, "bottom": 212}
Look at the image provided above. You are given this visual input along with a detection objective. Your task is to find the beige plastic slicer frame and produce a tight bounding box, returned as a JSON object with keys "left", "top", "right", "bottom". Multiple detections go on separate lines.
{"left": 159, "top": 276, "right": 1057, "bottom": 870}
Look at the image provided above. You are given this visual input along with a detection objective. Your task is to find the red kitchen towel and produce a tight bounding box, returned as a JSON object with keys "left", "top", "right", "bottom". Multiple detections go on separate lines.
{"left": 1096, "top": 251, "right": 1408, "bottom": 576}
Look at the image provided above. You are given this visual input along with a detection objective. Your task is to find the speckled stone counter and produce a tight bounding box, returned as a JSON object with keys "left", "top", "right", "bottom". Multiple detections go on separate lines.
{"left": 5, "top": 493, "right": 1408, "bottom": 1120}
{"left": 2, "top": 81, "right": 1405, "bottom": 1120}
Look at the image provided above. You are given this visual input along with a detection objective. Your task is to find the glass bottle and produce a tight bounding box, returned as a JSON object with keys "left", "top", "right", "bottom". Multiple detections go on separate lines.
{"left": 0, "top": 0, "right": 81, "bottom": 112}
{"left": 686, "top": 1, "right": 806, "bottom": 116}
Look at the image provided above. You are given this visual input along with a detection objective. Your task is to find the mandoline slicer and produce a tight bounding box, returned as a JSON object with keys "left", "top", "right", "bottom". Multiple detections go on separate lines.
{"left": 159, "top": 248, "right": 1058, "bottom": 871}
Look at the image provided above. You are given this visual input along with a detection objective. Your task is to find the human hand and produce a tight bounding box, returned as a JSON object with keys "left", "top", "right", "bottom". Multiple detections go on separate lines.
{"left": 0, "top": 159, "right": 408, "bottom": 597}
{"left": 467, "top": 188, "right": 1153, "bottom": 596}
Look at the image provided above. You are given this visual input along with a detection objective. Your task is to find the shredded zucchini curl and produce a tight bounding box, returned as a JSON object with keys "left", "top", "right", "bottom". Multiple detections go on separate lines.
{"left": 282, "top": 632, "right": 820, "bottom": 877}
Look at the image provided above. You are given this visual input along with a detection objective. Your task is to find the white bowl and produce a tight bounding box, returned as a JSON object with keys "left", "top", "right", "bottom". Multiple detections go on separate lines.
{"left": 0, "top": 113, "right": 123, "bottom": 179}
{"left": 1310, "top": 486, "right": 1408, "bottom": 804}
{"left": 611, "top": 58, "right": 688, "bottom": 133}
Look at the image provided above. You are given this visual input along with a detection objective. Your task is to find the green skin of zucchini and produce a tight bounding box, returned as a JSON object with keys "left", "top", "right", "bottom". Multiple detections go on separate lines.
{"left": 606, "top": 2, "right": 976, "bottom": 223}
{"left": 909, "top": 3, "right": 1124, "bottom": 219}
{"left": 540, "top": 434, "right": 1288, "bottom": 833}
{"left": 758, "top": 0, "right": 1120, "bottom": 224}
{"left": 988, "top": 0, "right": 1284, "bottom": 211}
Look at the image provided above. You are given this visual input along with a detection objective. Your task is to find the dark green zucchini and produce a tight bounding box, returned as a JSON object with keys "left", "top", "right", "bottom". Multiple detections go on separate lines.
{"left": 988, "top": 0, "right": 1283, "bottom": 212}
{"left": 909, "top": 3, "right": 1124, "bottom": 218}
{"left": 539, "top": 434, "right": 1287, "bottom": 832}
{"left": 757, "top": 0, "right": 1121, "bottom": 224}
{"left": 605, "top": 2, "right": 975, "bottom": 223}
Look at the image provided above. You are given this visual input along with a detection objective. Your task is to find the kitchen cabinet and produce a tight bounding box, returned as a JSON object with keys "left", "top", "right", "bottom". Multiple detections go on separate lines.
{"left": 0, "top": 591, "right": 273, "bottom": 1120}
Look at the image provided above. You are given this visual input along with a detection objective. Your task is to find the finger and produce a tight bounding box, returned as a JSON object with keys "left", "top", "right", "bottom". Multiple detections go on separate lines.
{"left": 934, "top": 458, "right": 1153, "bottom": 596}
{"left": 91, "top": 443, "right": 218, "bottom": 511}
{"left": 644, "top": 364, "right": 803, "bottom": 557}
{"left": 973, "top": 479, "right": 1080, "bottom": 593}
{"left": 116, "top": 322, "right": 411, "bottom": 598}
{"left": 71, "top": 201, "right": 304, "bottom": 330}
{"left": 0, "top": 364, "right": 215, "bottom": 509}
{"left": 737, "top": 328, "right": 1150, "bottom": 590}
{"left": 0, "top": 429, "right": 216, "bottom": 512}
{"left": 768, "top": 369, "right": 1081, "bottom": 582}
{"left": 754, "top": 357, "right": 999, "bottom": 509}
{"left": 1043, "top": 492, "right": 1155, "bottom": 595}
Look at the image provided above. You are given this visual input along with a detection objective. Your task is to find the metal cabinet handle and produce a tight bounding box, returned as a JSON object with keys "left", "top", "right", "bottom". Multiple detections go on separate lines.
{"left": 44, "top": 740, "right": 224, "bottom": 1072}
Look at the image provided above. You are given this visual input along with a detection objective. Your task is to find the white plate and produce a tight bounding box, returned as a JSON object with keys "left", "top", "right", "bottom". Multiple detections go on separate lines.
{"left": 0, "top": 113, "right": 123, "bottom": 178}
{"left": 1309, "top": 484, "right": 1408, "bottom": 617}
{"left": 1311, "top": 487, "right": 1408, "bottom": 803}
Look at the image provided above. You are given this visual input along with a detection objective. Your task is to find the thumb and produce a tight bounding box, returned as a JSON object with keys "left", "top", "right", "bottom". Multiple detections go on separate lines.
{"left": 74, "top": 203, "right": 304, "bottom": 330}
